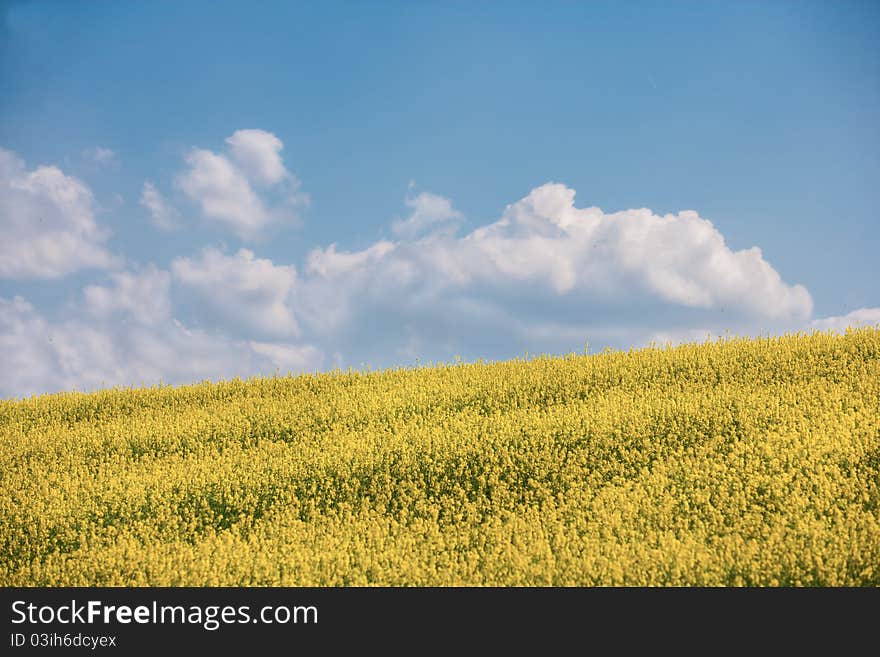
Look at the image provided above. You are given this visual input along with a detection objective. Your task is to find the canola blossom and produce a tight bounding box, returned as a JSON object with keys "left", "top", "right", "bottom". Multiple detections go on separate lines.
{"left": 1, "top": 329, "right": 878, "bottom": 586}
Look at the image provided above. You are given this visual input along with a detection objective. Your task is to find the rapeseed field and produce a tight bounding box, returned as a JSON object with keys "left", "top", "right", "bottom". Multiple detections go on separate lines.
{"left": 1, "top": 329, "right": 878, "bottom": 586}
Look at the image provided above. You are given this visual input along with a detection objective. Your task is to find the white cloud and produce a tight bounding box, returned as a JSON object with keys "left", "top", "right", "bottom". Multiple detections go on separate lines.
{"left": 294, "top": 183, "right": 813, "bottom": 362}
{"left": 451, "top": 183, "right": 813, "bottom": 319}
{"left": 175, "top": 130, "right": 306, "bottom": 240}
{"left": 0, "top": 292, "right": 323, "bottom": 399}
{"left": 140, "top": 181, "right": 179, "bottom": 231}
{"left": 226, "top": 129, "right": 287, "bottom": 185}
{"left": 83, "top": 147, "right": 116, "bottom": 164}
{"left": 176, "top": 148, "right": 269, "bottom": 238}
{"left": 0, "top": 297, "right": 62, "bottom": 397}
{"left": 0, "top": 147, "right": 118, "bottom": 278}
{"left": 392, "top": 191, "right": 463, "bottom": 239}
{"left": 305, "top": 241, "right": 396, "bottom": 279}
{"left": 0, "top": 179, "right": 858, "bottom": 400}
{"left": 83, "top": 266, "right": 172, "bottom": 325}
{"left": 172, "top": 247, "right": 299, "bottom": 338}
{"left": 297, "top": 241, "right": 396, "bottom": 332}
{"left": 248, "top": 341, "right": 322, "bottom": 373}
{"left": 811, "top": 307, "right": 880, "bottom": 332}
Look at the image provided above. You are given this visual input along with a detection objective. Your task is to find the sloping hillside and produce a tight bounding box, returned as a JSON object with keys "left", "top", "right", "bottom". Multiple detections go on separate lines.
{"left": 2, "top": 329, "right": 878, "bottom": 585}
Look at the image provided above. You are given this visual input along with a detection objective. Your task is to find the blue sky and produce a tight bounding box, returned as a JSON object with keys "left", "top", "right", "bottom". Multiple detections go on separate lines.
{"left": 1, "top": 0, "right": 878, "bottom": 398}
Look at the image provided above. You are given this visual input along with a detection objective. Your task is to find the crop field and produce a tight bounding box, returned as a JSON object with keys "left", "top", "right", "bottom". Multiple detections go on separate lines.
{"left": 1, "top": 329, "right": 878, "bottom": 586}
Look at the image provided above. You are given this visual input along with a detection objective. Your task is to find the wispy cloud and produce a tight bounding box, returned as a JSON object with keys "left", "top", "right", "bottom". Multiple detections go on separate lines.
{"left": 392, "top": 191, "right": 463, "bottom": 239}
{"left": 140, "top": 181, "right": 180, "bottom": 231}
{"left": 83, "top": 147, "right": 117, "bottom": 165}
{"left": 811, "top": 307, "right": 880, "bottom": 332}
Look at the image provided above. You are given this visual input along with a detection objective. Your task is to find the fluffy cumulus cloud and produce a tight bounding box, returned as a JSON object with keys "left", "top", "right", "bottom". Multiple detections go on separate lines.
{"left": 0, "top": 148, "right": 118, "bottom": 278}
{"left": 175, "top": 129, "right": 306, "bottom": 239}
{"left": 293, "top": 183, "right": 814, "bottom": 363}
{"left": 1, "top": 160, "right": 873, "bottom": 399}
{"left": 176, "top": 148, "right": 269, "bottom": 236}
{"left": 452, "top": 184, "right": 813, "bottom": 320}
{"left": 225, "top": 129, "right": 287, "bottom": 185}
{"left": 171, "top": 247, "right": 299, "bottom": 338}
{"left": 140, "top": 181, "right": 179, "bottom": 231}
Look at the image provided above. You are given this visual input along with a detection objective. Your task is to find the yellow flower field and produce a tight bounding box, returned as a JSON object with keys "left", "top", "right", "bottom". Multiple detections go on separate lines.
{"left": 1, "top": 328, "right": 878, "bottom": 586}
